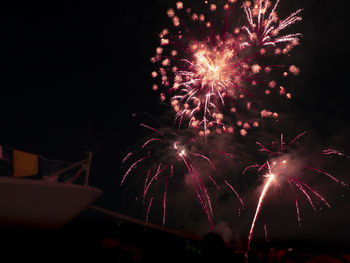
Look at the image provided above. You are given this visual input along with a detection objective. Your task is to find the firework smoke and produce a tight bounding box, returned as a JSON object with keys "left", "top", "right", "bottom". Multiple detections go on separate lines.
{"left": 244, "top": 133, "right": 347, "bottom": 258}
{"left": 121, "top": 0, "right": 347, "bottom": 259}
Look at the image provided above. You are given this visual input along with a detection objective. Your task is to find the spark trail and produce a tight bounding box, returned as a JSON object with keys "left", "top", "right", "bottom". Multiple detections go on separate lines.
{"left": 244, "top": 132, "right": 347, "bottom": 259}
{"left": 245, "top": 165, "right": 275, "bottom": 260}
{"left": 121, "top": 124, "right": 217, "bottom": 229}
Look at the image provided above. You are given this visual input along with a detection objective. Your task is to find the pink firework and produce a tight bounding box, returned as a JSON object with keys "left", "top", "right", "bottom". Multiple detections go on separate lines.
{"left": 244, "top": 133, "right": 347, "bottom": 259}
{"left": 242, "top": 0, "right": 302, "bottom": 47}
{"left": 151, "top": 0, "right": 302, "bottom": 136}
{"left": 121, "top": 124, "right": 217, "bottom": 229}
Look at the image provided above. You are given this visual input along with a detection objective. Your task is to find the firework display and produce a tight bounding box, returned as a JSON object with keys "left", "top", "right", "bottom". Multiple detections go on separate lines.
{"left": 121, "top": 0, "right": 347, "bottom": 260}
{"left": 244, "top": 133, "right": 347, "bottom": 259}
{"left": 151, "top": 0, "right": 301, "bottom": 136}
{"left": 121, "top": 123, "right": 246, "bottom": 230}
{"left": 121, "top": 124, "right": 217, "bottom": 229}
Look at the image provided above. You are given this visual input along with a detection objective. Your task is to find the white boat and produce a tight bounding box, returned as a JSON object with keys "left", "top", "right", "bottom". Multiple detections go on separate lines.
{"left": 0, "top": 176, "right": 102, "bottom": 229}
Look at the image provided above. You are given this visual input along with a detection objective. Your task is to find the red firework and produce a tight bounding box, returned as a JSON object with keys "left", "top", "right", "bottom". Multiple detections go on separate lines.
{"left": 121, "top": 124, "right": 217, "bottom": 229}
{"left": 244, "top": 132, "right": 347, "bottom": 259}
{"left": 151, "top": 0, "right": 302, "bottom": 136}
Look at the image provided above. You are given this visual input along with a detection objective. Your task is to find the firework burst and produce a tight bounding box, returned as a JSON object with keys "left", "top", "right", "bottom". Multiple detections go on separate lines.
{"left": 121, "top": 124, "right": 219, "bottom": 229}
{"left": 244, "top": 132, "right": 347, "bottom": 259}
{"left": 151, "top": 0, "right": 302, "bottom": 136}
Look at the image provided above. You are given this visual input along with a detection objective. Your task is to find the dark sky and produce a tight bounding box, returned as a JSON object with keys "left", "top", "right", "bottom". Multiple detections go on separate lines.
{"left": 0, "top": 0, "right": 348, "bottom": 152}
{"left": 0, "top": 0, "right": 349, "bottom": 243}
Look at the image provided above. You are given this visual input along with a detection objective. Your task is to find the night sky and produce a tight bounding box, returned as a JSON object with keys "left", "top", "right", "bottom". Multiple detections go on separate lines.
{"left": 0, "top": 0, "right": 349, "bottom": 245}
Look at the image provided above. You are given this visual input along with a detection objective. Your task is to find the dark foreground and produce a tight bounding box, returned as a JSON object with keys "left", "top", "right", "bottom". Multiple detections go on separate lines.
{"left": 0, "top": 208, "right": 349, "bottom": 263}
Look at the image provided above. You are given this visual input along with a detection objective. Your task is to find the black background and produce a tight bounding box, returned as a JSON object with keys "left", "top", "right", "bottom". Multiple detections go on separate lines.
{"left": 0, "top": 0, "right": 349, "bottom": 244}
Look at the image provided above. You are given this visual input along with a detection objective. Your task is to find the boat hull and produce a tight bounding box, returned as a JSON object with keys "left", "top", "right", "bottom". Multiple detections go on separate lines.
{"left": 0, "top": 177, "right": 102, "bottom": 229}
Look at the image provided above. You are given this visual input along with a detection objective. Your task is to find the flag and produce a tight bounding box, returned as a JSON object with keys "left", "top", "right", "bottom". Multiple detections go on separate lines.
{"left": 13, "top": 149, "right": 38, "bottom": 177}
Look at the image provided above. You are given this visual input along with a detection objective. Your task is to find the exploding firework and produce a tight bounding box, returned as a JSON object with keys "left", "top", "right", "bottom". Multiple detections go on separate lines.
{"left": 121, "top": 124, "right": 219, "bottom": 229}
{"left": 151, "top": 0, "right": 302, "bottom": 136}
{"left": 244, "top": 132, "right": 347, "bottom": 259}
